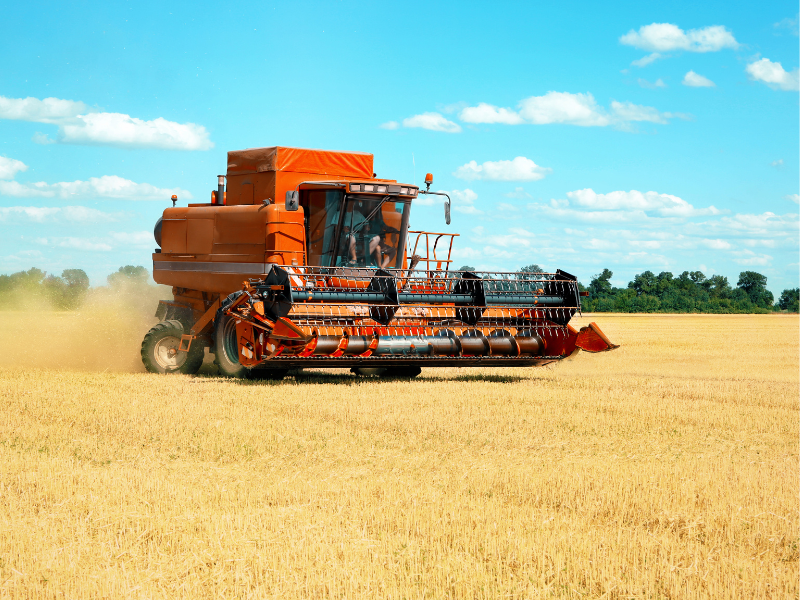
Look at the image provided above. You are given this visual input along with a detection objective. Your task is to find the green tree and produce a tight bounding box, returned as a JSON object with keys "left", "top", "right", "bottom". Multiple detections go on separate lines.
{"left": 518, "top": 264, "right": 544, "bottom": 274}
{"left": 629, "top": 270, "right": 657, "bottom": 296}
{"left": 778, "top": 288, "right": 799, "bottom": 312}
{"left": 43, "top": 269, "right": 90, "bottom": 309}
{"left": 457, "top": 265, "right": 476, "bottom": 272}
{"left": 108, "top": 265, "right": 149, "bottom": 288}
{"left": 706, "top": 275, "right": 731, "bottom": 299}
{"left": 688, "top": 271, "right": 706, "bottom": 286}
{"left": 655, "top": 272, "right": 674, "bottom": 296}
{"left": 737, "top": 271, "right": 773, "bottom": 308}
{"left": 613, "top": 288, "right": 636, "bottom": 312}
{"left": 588, "top": 269, "right": 613, "bottom": 298}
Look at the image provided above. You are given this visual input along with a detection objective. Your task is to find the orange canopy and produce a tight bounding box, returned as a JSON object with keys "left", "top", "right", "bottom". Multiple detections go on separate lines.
{"left": 227, "top": 146, "right": 373, "bottom": 178}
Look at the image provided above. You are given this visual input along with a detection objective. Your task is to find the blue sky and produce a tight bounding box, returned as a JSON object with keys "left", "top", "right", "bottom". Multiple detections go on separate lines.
{"left": 1, "top": 1, "right": 798, "bottom": 293}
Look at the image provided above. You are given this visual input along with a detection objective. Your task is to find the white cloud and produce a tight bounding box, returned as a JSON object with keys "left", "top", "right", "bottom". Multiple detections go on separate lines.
{"left": 379, "top": 121, "right": 399, "bottom": 130}
{"left": 631, "top": 53, "right": 663, "bottom": 67}
{"left": 610, "top": 101, "right": 669, "bottom": 124}
{"left": 774, "top": 15, "right": 799, "bottom": 36}
{"left": 455, "top": 206, "right": 483, "bottom": 215}
{"left": 109, "top": 231, "right": 154, "bottom": 246}
{"left": 0, "top": 95, "right": 213, "bottom": 150}
{"left": 732, "top": 250, "right": 772, "bottom": 266}
{"left": 437, "top": 188, "right": 482, "bottom": 214}
{"left": 0, "top": 205, "right": 119, "bottom": 223}
{"left": 504, "top": 187, "right": 531, "bottom": 199}
{"left": 518, "top": 92, "right": 609, "bottom": 126}
{"left": 35, "top": 237, "right": 113, "bottom": 252}
{"left": 454, "top": 198, "right": 798, "bottom": 277}
{"left": 584, "top": 238, "right": 619, "bottom": 250}
{"left": 453, "top": 157, "right": 551, "bottom": 182}
{"left": 0, "top": 96, "right": 87, "bottom": 124}
{"left": 459, "top": 103, "right": 524, "bottom": 124}
{"left": 566, "top": 188, "right": 721, "bottom": 217}
{"left": 2, "top": 250, "right": 44, "bottom": 264}
{"left": 0, "top": 180, "right": 52, "bottom": 198}
{"left": 786, "top": 194, "right": 799, "bottom": 204}
{"left": 690, "top": 211, "right": 799, "bottom": 237}
{"left": 682, "top": 70, "right": 716, "bottom": 87}
{"left": 458, "top": 92, "right": 677, "bottom": 129}
{"left": 496, "top": 202, "right": 519, "bottom": 212}
{"left": 745, "top": 58, "right": 800, "bottom": 91}
{"left": 448, "top": 189, "right": 478, "bottom": 204}
{"left": 401, "top": 112, "right": 461, "bottom": 133}
{"left": 638, "top": 78, "right": 667, "bottom": 89}
{"left": 51, "top": 112, "right": 213, "bottom": 150}
{"left": 0, "top": 174, "right": 192, "bottom": 201}
{"left": 0, "top": 157, "right": 28, "bottom": 180}
{"left": 620, "top": 23, "right": 739, "bottom": 53}
{"left": 33, "top": 231, "right": 154, "bottom": 252}
{"left": 771, "top": 159, "right": 784, "bottom": 167}
{"left": 702, "top": 239, "right": 732, "bottom": 250}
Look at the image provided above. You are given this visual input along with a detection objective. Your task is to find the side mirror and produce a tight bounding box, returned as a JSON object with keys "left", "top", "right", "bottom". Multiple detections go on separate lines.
{"left": 285, "top": 190, "right": 299, "bottom": 211}
{"left": 444, "top": 197, "right": 451, "bottom": 225}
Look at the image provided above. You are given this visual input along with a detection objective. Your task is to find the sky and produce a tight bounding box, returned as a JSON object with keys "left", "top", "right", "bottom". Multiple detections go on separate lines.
{"left": 1, "top": 0, "right": 798, "bottom": 293}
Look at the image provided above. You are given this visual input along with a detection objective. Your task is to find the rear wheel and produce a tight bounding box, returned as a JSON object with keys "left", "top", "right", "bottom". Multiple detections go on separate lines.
{"left": 141, "top": 320, "right": 203, "bottom": 374}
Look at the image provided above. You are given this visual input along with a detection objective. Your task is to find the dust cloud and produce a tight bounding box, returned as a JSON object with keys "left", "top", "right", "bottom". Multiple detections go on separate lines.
{"left": 0, "top": 284, "right": 173, "bottom": 372}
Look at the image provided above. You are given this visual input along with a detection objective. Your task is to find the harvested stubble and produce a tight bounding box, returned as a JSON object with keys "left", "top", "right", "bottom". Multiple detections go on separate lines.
{"left": 0, "top": 313, "right": 797, "bottom": 598}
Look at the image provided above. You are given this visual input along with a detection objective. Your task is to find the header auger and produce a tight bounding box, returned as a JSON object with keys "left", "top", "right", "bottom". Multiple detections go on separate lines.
{"left": 142, "top": 146, "right": 617, "bottom": 379}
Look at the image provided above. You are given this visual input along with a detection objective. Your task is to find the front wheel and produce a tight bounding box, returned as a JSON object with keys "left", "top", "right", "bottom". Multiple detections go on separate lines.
{"left": 213, "top": 312, "right": 290, "bottom": 380}
{"left": 214, "top": 310, "right": 248, "bottom": 378}
{"left": 141, "top": 320, "right": 204, "bottom": 374}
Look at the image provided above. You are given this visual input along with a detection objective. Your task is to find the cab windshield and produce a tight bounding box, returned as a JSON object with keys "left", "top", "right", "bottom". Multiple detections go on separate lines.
{"left": 303, "top": 190, "right": 410, "bottom": 268}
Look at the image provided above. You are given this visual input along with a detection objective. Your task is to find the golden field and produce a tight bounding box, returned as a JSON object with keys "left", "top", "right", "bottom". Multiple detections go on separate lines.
{"left": 0, "top": 309, "right": 797, "bottom": 598}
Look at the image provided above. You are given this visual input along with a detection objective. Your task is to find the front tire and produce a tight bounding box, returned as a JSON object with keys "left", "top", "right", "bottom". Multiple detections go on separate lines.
{"left": 213, "top": 301, "right": 288, "bottom": 380}
{"left": 214, "top": 310, "right": 248, "bottom": 378}
{"left": 141, "top": 320, "right": 203, "bottom": 374}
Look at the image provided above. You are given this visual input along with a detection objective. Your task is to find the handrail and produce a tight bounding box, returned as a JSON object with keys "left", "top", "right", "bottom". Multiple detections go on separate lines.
{"left": 408, "top": 230, "right": 459, "bottom": 273}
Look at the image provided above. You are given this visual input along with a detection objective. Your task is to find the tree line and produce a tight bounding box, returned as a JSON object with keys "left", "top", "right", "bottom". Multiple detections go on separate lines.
{"left": 2, "top": 263, "right": 799, "bottom": 313}
{"left": 457, "top": 265, "right": 799, "bottom": 314}
{"left": 581, "top": 268, "right": 798, "bottom": 314}
{"left": 0, "top": 266, "right": 150, "bottom": 310}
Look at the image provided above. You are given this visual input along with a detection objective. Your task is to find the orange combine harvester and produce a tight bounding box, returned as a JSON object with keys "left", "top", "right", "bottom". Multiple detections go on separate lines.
{"left": 143, "top": 146, "right": 617, "bottom": 378}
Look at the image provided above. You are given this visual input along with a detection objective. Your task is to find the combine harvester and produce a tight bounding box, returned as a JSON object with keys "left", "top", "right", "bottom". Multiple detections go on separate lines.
{"left": 143, "top": 146, "right": 617, "bottom": 378}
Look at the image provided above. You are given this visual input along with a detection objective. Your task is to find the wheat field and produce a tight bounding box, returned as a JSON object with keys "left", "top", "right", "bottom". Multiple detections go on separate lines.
{"left": 0, "top": 309, "right": 797, "bottom": 598}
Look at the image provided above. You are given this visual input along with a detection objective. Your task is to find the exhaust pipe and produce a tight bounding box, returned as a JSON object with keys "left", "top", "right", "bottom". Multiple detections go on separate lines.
{"left": 216, "top": 175, "right": 225, "bottom": 205}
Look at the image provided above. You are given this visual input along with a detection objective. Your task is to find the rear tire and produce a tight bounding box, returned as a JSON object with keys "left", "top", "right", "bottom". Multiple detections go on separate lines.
{"left": 141, "top": 320, "right": 203, "bottom": 375}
